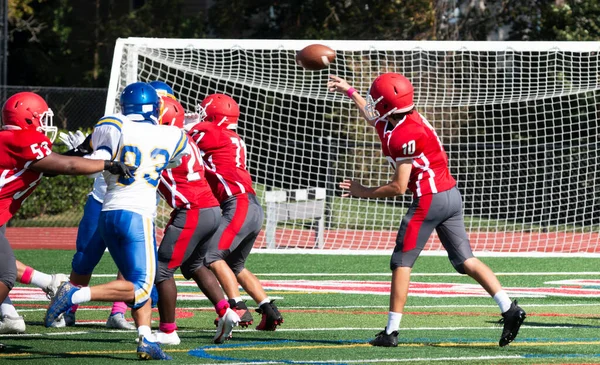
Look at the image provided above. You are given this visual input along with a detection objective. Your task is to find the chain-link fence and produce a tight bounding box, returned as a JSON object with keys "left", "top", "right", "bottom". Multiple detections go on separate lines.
{"left": 5, "top": 86, "right": 108, "bottom": 131}
{"left": 7, "top": 86, "right": 107, "bottom": 227}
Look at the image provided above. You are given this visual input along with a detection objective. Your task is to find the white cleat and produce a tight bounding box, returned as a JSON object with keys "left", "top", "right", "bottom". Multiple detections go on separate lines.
{"left": 0, "top": 315, "right": 26, "bottom": 334}
{"left": 155, "top": 330, "right": 181, "bottom": 345}
{"left": 43, "top": 273, "right": 69, "bottom": 299}
{"left": 213, "top": 308, "right": 240, "bottom": 344}
{"left": 49, "top": 313, "right": 66, "bottom": 328}
{"left": 106, "top": 313, "right": 136, "bottom": 330}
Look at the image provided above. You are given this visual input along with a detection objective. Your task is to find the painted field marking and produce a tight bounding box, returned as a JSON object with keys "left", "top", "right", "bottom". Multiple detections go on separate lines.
{"left": 14, "top": 302, "right": 600, "bottom": 313}
{"left": 85, "top": 271, "right": 600, "bottom": 278}
{"left": 0, "top": 325, "right": 592, "bottom": 338}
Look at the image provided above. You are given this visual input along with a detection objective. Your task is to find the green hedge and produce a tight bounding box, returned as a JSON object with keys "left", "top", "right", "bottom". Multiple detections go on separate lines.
{"left": 10, "top": 135, "right": 93, "bottom": 227}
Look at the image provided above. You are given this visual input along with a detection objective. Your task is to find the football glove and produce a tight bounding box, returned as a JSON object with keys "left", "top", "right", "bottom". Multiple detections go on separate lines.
{"left": 58, "top": 131, "right": 87, "bottom": 150}
{"left": 103, "top": 161, "right": 134, "bottom": 179}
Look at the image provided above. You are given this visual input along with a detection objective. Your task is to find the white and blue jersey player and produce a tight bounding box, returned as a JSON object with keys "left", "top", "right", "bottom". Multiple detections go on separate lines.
{"left": 45, "top": 82, "right": 187, "bottom": 360}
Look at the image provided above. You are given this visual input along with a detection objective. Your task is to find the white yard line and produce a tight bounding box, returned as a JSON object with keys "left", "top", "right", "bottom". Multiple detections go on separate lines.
{"left": 0, "top": 324, "right": 583, "bottom": 337}
{"left": 14, "top": 302, "right": 600, "bottom": 313}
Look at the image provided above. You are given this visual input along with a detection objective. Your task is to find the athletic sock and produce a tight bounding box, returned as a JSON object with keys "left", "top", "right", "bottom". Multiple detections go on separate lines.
{"left": 215, "top": 299, "right": 229, "bottom": 317}
{"left": 257, "top": 298, "right": 270, "bottom": 307}
{"left": 0, "top": 298, "right": 19, "bottom": 318}
{"left": 386, "top": 312, "right": 402, "bottom": 334}
{"left": 138, "top": 325, "right": 152, "bottom": 340}
{"left": 19, "top": 266, "right": 52, "bottom": 290}
{"left": 159, "top": 322, "right": 177, "bottom": 334}
{"left": 71, "top": 287, "right": 91, "bottom": 305}
{"left": 110, "top": 302, "right": 128, "bottom": 315}
{"left": 493, "top": 290, "right": 513, "bottom": 313}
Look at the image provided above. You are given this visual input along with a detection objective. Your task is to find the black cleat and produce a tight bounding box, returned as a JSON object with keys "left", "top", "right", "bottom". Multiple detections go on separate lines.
{"left": 256, "top": 300, "right": 283, "bottom": 331}
{"left": 499, "top": 300, "right": 526, "bottom": 347}
{"left": 369, "top": 328, "right": 398, "bottom": 347}
{"left": 233, "top": 301, "right": 254, "bottom": 328}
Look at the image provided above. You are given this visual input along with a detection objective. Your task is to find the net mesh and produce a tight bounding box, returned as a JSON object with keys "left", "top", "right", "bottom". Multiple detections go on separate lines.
{"left": 108, "top": 39, "right": 600, "bottom": 253}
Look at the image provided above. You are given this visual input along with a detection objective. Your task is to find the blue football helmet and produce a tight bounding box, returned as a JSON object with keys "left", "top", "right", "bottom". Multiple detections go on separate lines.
{"left": 120, "top": 82, "right": 161, "bottom": 124}
{"left": 148, "top": 81, "right": 175, "bottom": 99}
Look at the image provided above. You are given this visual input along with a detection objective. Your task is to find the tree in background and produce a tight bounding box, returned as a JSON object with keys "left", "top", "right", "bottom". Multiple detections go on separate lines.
{"left": 7, "top": 0, "right": 205, "bottom": 87}
{"left": 7, "top": 0, "right": 600, "bottom": 88}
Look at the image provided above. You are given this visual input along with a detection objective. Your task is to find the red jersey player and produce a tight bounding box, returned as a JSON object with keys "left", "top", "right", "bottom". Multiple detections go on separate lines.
{"left": 155, "top": 96, "right": 239, "bottom": 344}
{"left": 0, "top": 92, "right": 131, "bottom": 349}
{"left": 327, "top": 74, "right": 526, "bottom": 347}
{"left": 187, "top": 94, "right": 283, "bottom": 332}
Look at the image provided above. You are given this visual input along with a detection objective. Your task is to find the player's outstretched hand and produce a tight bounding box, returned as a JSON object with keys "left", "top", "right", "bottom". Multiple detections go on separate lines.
{"left": 58, "top": 130, "right": 87, "bottom": 150}
{"left": 104, "top": 161, "right": 134, "bottom": 179}
{"left": 328, "top": 75, "right": 351, "bottom": 95}
{"left": 339, "top": 179, "right": 365, "bottom": 198}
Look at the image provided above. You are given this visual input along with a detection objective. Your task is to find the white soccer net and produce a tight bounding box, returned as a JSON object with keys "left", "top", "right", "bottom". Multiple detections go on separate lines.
{"left": 107, "top": 38, "right": 600, "bottom": 254}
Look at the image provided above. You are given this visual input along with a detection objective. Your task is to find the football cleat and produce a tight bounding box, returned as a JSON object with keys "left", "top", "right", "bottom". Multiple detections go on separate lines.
{"left": 214, "top": 301, "right": 253, "bottom": 328}
{"left": 256, "top": 300, "right": 283, "bottom": 331}
{"left": 499, "top": 300, "right": 526, "bottom": 347}
{"left": 63, "top": 309, "right": 76, "bottom": 327}
{"left": 136, "top": 335, "right": 172, "bottom": 360}
{"left": 106, "top": 312, "right": 136, "bottom": 330}
{"left": 214, "top": 308, "right": 240, "bottom": 344}
{"left": 369, "top": 328, "right": 399, "bottom": 347}
{"left": 44, "top": 281, "right": 78, "bottom": 327}
{"left": 0, "top": 315, "right": 26, "bottom": 334}
{"left": 49, "top": 314, "right": 66, "bottom": 328}
{"left": 155, "top": 330, "right": 181, "bottom": 345}
{"left": 43, "top": 273, "right": 69, "bottom": 299}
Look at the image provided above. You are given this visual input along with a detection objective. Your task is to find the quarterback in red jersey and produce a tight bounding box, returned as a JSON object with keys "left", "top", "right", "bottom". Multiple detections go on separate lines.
{"left": 155, "top": 96, "right": 239, "bottom": 344}
{"left": 0, "top": 92, "right": 131, "bottom": 348}
{"left": 328, "top": 74, "right": 526, "bottom": 347}
{"left": 187, "top": 94, "right": 283, "bottom": 331}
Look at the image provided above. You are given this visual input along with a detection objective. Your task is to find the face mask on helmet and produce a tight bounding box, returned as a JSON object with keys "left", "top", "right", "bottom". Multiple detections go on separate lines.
{"left": 1, "top": 92, "right": 57, "bottom": 142}
{"left": 197, "top": 93, "right": 240, "bottom": 129}
{"left": 120, "top": 82, "right": 161, "bottom": 124}
{"left": 148, "top": 81, "right": 176, "bottom": 100}
{"left": 365, "top": 73, "right": 415, "bottom": 122}
{"left": 159, "top": 96, "right": 185, "bottom": 129}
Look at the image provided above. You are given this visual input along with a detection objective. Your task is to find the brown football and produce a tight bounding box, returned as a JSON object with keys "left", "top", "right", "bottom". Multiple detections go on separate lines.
{"left": 295, "top": 44, "right": 336, "bottom": 70}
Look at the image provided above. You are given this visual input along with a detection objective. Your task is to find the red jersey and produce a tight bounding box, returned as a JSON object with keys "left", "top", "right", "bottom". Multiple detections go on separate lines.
{"left": 0, "top": 129, "right": 53, "bottom": 226}
{"left": 375, "top": 112, "right": 456, "bottom": 197}
{"left": 187, "top": 123, "right": 256, "bottom": 203}
{"left": 158, "top": 138, "right": 219, "bottom": 210}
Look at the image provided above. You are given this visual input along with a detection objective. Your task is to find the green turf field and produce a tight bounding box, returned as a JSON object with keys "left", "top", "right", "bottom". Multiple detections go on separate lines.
{"left": 3, "top": 250, "right": 600, "bottom": 364}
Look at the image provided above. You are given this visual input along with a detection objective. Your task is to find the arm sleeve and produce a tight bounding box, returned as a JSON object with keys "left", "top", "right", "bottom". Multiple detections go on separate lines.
{"left": 91, "top": 116, "right": 123, "bottom": 161}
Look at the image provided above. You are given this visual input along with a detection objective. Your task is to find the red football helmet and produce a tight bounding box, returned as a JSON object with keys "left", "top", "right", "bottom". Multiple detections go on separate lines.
{"left": 365, "top": 73, "right": 414, "bottom": 121}
{"left": 159, "top": 96, "right": 184, "bottom": 129}
{"left": 198, "top": 93, "right": 240, "bottom": 129}
{"left": 1, "top": 92, "right": 57, "bottom": 141}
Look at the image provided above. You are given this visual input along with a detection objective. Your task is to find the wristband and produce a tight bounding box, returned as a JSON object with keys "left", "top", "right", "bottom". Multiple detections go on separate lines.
{"left": 346, "top": 87, "right": 356, "bottom": 98}
{"left": 103, "top": 160, "right": 112, "bottom": 171}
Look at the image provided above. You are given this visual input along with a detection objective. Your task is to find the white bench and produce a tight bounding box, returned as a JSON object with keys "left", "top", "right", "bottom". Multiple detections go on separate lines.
{"left": 264, "top": 188, "right": 327, "bottom": 249}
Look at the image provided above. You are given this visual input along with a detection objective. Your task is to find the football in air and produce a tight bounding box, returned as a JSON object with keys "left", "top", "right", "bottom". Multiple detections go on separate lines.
{"left": 295, "top": 44, "right": 336, "bottom": 70}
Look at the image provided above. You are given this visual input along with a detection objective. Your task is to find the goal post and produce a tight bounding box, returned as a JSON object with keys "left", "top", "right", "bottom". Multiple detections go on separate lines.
{"left": 106, "top": 38, "right": 600, "bottom": 255}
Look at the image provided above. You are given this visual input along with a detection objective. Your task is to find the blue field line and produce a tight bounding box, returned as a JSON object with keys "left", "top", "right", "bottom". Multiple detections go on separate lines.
{"left": 189, "top": 338, "right": 600, "bottom": 364}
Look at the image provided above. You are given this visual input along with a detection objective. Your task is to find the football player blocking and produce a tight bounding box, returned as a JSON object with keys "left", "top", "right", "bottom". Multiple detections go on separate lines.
{"left": 329, "top": 73, "right": 526, "bottom": 346}
{"left": 0, "top": 92, "right": 133, "bottom": 349}
{"left": 108, "top": 38, "right": 600, "bottom": 254}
